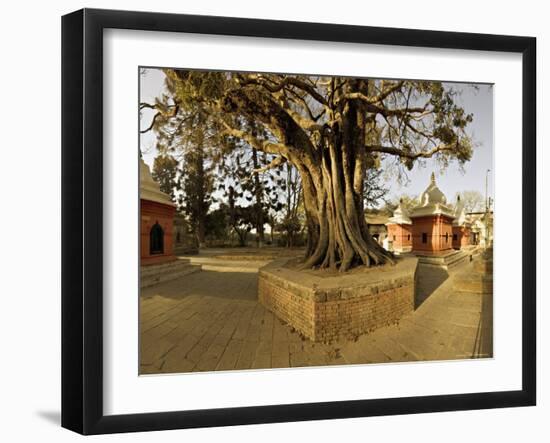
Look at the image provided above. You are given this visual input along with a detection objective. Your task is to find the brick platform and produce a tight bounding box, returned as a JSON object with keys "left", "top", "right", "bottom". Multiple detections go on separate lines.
{"left": 258, "top": 257, "right": 418, "bottom": 343}
{"left": 415, "top": 247, "right": 477, "bottom": 270}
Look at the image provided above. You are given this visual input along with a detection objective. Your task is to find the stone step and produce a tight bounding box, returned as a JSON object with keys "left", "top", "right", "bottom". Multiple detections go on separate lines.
{"left": 416, "top": 249, "right": 471, "bottom": 270}
{"left": 140, "top": 260, "right": 201, "bottom": 289}
{"left": 200, "top": 263, "right": 264, "bottom": 273}
{"left": 141, "top": 258, "right": 193, "bottom": 277}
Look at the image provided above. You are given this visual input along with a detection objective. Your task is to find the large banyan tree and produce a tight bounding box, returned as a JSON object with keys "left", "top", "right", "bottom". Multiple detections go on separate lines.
{"left": 147, "top": 70, "right": 474, "bottom": 272}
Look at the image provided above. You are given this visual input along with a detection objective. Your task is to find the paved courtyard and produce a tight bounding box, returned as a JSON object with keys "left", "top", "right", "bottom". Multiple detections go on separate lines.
{"left": 140, "top": 251, "right": 492, "bottom": 374}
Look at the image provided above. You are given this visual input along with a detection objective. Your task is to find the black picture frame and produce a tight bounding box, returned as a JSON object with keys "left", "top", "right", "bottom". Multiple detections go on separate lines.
{"left": 61, "top": 8, "right": 536, "bottom": 435}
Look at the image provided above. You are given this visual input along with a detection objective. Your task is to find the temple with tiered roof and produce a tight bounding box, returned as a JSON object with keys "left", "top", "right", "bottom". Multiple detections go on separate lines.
{"left": 386, "top": 172, "right": 476, "bottom": 256}
{"left": 409, "top": 172, "right": 455, "bottom": 254}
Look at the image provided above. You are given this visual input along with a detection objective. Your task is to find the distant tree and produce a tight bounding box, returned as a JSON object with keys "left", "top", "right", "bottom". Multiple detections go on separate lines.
{"left": 266, "top": 212, "right": 278, "bottom": 244}
{"left": 251, "top": 147, "right": 265, "bottom": 245}
{"left": 151, "top": 154, "right": 178, "bottom": 201}
{"left": 278, "top": 162, "right": 304, "bottom": 247}
{"left": 397, "top": 194, "right": 419, "bottom": 212}
{"left": 178, "top": 137, "right": 213, "bottom": 246}
{"left": 144, "top": 101, "right": 215, "bottom": 247}
{"left": 383, "top": 193, "right": 418, "bottom": 214}
{"left": 363, "top": 167, "right": 390, "bottom": 209}
{"left": 215, "top": 140, "right": 285, "bottom": 247}
{"left": 458, "top": 190, "right": 485, "bottom": 213}
{"left": 204, "top": 207, "right": 229, "bottom": 240}
{"left": 222, "top": 189, "right": 264, "bottom": 247}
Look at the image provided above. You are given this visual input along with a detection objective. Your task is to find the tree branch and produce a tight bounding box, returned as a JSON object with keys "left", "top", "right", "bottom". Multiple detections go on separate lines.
{"left": 140, "top": 112, "right": 161, "bottom": 134}
{"left": 339, "top": 80, "right": 405, "bottom": 105}
{"left": 220, "top": 121, "right": 289, "bottom": 156}
{"left": 238, "top": 74, "right": 329, "bottom": 107}
{"left": 274, "top": 94, "right": 324, "bottom": 132}
{"left": 139, "top": 102, "right": 179, "bottom": 134}
{"left": 252, "top": 155, "right": 287, "bottom": 174}
{"left": 366, "top": 142, "right": 458, "bottom": 159}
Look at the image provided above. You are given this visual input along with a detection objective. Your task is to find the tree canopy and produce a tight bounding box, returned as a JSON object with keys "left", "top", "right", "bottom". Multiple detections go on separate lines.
{"left": 142, "top": 69, "right": 475, "bottom": 271}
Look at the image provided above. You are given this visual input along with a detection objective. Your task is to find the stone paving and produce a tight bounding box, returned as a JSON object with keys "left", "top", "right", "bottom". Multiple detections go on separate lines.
{"left": 140, "top": 251, "right": 492, "bottom": 374}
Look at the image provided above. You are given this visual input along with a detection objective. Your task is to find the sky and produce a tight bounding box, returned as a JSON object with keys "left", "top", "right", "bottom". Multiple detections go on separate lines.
{"left": 139, "top": 68, "right": 494, "bottom": 206}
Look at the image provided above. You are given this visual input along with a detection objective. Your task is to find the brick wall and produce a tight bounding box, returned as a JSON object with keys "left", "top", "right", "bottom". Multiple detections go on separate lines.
{"left": 258, "top": 258, "right": 417, "bottom": 343}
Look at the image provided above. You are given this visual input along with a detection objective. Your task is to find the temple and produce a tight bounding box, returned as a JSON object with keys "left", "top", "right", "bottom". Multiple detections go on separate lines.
{"left": 409, "top": 172, "right": 455, "bottom": 255}
{"left": 386, "top": 172, "right": 486, "bottom": 258}
{"left": 139, "top": 158, "right": 200, "bottom": 288}
{"left": 452, "top": 195, "right": 472, "bottom": 249}
{"left": 140, "top": 157, "right": 176, "bottom": 266}
{"left": 386, "top": 199, "right": 413, "bottom": 253}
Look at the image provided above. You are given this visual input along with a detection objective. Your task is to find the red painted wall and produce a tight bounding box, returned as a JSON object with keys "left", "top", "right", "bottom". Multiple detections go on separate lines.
{"left": 387, "top": 223, "right": 413, "bottom": 252}
{"left": 140, "top": 199, "right": 176, "bottom": 266}
{"left": 411, "top": 215, "right": 454, "bottom": 254}
{"left": 452, "top": 226, "right": 471, "bottom": 249}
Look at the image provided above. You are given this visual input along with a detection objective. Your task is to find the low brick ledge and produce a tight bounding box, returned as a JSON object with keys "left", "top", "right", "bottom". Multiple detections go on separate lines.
{"left": 258, "top": 256, "right": 418, "bottom": 343}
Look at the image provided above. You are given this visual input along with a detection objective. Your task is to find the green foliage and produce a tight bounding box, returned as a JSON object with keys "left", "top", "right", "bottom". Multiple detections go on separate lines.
{"left": 204, "top": 208, "right": 229, "bottom": 240}
{"left": 384, "top": 194, "right": 418, "bottom": 213}
{"left": 151, "top": 154, "right": 178, "bottom": 201}
{"left": 177, "top": 137, "right": 213, "bottom": 242}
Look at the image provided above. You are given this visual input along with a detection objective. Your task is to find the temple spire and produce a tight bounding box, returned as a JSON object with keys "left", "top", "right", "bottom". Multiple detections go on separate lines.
{"left": 430, "top": 171, "right": 436, "bottom": 184}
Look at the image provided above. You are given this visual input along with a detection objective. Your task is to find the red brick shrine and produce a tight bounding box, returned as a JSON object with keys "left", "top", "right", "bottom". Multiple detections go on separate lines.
{"left": 140, "top": 158, "right": 176, "bottom": 266}
{"left": 452, "top": 195, "right": 472, "bottom": 249}
{"left": 386, "top": 200, "right": 413, "bottom": 254}
{"left": 409, "top": 172, "right": 455, "bottom": 255}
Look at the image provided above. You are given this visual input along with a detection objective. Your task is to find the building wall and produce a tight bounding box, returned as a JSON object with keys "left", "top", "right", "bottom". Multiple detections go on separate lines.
{"left": 368, "top": 224, "right": 388, "bottom": 245}
{"left": 452, "top": 226, "right": 471, "bottom": 249}
{"left": 140, "top": 199, "right": 176, "bottom": 265}
{"left": 411, "top": 214, "right": 454, "bottom": 254}
{"left": 387, "top": 223, "right": 413, "bottom": 252}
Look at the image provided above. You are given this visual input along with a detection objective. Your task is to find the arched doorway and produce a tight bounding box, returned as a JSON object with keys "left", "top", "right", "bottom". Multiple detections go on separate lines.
{"left": 150, "top": 222, "right": 164, "bottom": 255}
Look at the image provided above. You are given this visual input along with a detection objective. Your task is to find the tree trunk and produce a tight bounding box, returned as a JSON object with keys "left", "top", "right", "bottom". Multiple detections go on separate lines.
{"left": 196, "top": 220, "right": 206, "bottom": 248}
{"left": 196, "top": 148, "right": 207, "bottom": 248}
{"left": 269, "top": 218, "right": 275, "bottom": 244}
{"left": 296, "top": 80, "right": 394, "bottom": 272}
{"left": 298, "top": 163, "right": 394, "bottom": 271}
{"left": 234, "top": 227, "right": 247, "bottom": 247}
{"left": 251, "top": 148, "right": 264, "bottom": 247}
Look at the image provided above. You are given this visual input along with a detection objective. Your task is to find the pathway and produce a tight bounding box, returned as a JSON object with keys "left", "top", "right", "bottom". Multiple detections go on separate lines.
{"left": 140, "top": 252, "right": 492, "bottom": 374}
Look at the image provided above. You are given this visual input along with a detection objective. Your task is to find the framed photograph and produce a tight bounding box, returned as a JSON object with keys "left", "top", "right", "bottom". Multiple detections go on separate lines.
{"left": 61, "top": 8, "right": 536, "bottom": 435}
